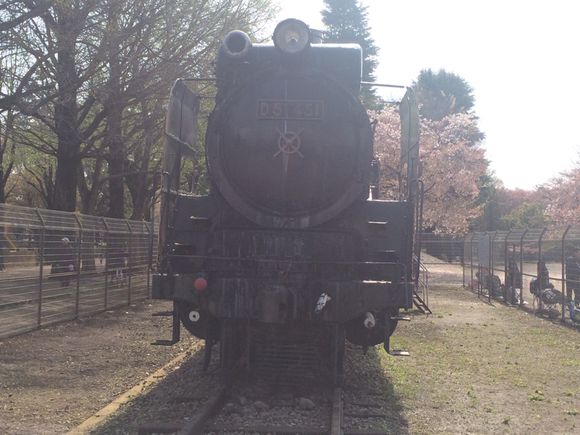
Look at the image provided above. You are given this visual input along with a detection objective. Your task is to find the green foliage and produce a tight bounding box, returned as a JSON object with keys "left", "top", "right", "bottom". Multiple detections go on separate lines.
{"left": 528, "top": 390, "right": 545, "bottom": 401}
{"left": 321, "top": 0, "right": 380, "bottom": 108}
{"left": 501, "top": 202, "right": 547, "bottom": 229}
{"left": 470, "top": 172, "right": 502, "bottom": 231}
{"left": 413, "top": 69, "right": 476, "bottom": 121}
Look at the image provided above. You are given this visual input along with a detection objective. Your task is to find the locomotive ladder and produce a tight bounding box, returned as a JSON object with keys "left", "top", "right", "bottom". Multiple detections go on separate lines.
{"left": 413, "top": 289, "right": 431, "bottom": 315}
{"left": 413, "top": 259, "right": 432, "bottom": 315}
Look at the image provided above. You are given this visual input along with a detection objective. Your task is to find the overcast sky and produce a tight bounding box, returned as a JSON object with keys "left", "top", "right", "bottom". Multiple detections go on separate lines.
{"left": 272, "top": 0, "right": 580, "bottom": 190}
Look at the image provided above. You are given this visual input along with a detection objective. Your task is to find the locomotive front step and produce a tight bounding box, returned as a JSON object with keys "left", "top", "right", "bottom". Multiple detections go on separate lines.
{"left": 151, "top": 303, "right": 181, "bottom": 346}
{"left": 383, "top": 335, "right": 410, "bottom": 357}
{"left": 390, "top": 315, "right": 411, "bottom": 321}
{"left": 152, "top": 310, "right": 174, "bottom": 317}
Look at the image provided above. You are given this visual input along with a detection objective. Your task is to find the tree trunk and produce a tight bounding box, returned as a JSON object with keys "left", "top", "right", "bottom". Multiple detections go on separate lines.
{"left": 105, "top": 7, "right": 124, "bottom": 219}
{"left": 52, "top": 15, "right": 81, "bottom": 212}
{"left": 78, "top": 157, "right": 104, "bottom": 215}
{"left": 128, "top": 102, "right": 155, "bottom": 220}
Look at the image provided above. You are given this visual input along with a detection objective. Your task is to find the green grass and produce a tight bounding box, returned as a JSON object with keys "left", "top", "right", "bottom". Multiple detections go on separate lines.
{"left": 528, "top": 390, "right": 545, "bottom": 402}
{"left": 368, "top": 284, "right": 580, "bottom": 433}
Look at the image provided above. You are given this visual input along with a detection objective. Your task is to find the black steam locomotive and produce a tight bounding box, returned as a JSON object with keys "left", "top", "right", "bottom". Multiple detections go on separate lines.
{"left": 153, "top": 19, "right": 422, "bottom": 382}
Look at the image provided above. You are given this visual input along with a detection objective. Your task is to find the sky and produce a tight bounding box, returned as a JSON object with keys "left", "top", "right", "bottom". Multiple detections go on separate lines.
{"left": 272, "top": 0, "right": 580, "bottom": 190}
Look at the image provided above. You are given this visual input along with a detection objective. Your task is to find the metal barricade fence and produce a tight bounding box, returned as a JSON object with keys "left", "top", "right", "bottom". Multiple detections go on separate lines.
{"left": 0, "top": 204, "right": 157, "bottom": 339}
{"left": 419, "top": 233, "right": 465, "bottom": 286}
{"left": 420, "top": 233, "right": 464, "bottom": 264}
{"left": 462, "top": 227, "right": 580, "bottom": 326}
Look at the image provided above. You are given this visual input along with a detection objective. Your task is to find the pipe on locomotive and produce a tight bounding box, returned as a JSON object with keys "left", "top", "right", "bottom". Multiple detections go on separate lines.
{"left": 222, "top": 30, "right": 253, "bottom": 59}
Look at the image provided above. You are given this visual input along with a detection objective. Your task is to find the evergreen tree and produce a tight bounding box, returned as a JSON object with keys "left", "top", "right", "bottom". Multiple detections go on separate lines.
{"left": 321, "top": 0, "right": 380, "bottom": 108}
{"left": 412, "top": 69, "right": 475, "bottom": 121}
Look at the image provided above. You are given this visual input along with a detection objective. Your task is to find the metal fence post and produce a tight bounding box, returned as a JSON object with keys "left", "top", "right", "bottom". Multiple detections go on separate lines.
{"left": 462, "top": 234, "right": 470, "bottom": 288}
{"left": 538, "top": 228, "right": 547, "bottom": 265}
{"left": 489, "top": 232, "right": 497, "bottom": 302}
{"left": 504, "top": 230, "right": 513, "bottom": 300}
{"left": 73, "top": 214, "right": 83, "bottom": 318}
{"left": 102, "top": 218, "right": 110, "bottom": 310}
{"left": 35, "top": 209, "right": 45, "bottom": 328}
{"left": 470, "top": 234, "right": 475, "bottom": 291}
{"left": 561, "top": 226, "right": 571, "bottom": 322}
{"left": 519, "top": 230, "right": 528, "bottom": 308}
{"left": 146, "top": 221, "right": 153, "bottom": 298}
{"left": 535, "top": 228, "right": 547, "bottom": 312}
{"left": 149, "top": 198, "right": 156, "bottom": 299}
{"left": 477, "top": 233, "right": 483, "bottom": 298}
{"left": 125, "top": 220, "right": 133, "bottom": 305}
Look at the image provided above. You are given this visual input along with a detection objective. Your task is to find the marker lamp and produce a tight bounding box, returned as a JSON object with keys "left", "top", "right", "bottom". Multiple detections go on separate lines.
{"left": 273, "top": 19, "right": 310, "bottom": 54}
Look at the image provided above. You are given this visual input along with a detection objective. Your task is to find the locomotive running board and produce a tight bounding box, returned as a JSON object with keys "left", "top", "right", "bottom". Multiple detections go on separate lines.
{"left": 383, "top": 336, "right": 410, "bottom": 357}
{"left": 151, "top": 302, "right": 181, "bottom": 346}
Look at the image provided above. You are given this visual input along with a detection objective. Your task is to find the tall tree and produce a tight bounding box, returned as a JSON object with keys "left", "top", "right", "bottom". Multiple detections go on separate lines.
{"left": 321, "top": 0, "right": 379, "bottom": 108}
{"left": 500, "top": 202, "right": 547, "bottom": 229}
{"left": 2, "top": 0, "right": 276, "bottom": 216}
{"left": 541, "top": 160, "right": 580, "bottom": 225}
{"left": 470, "top": 172, "right": 501, "bottom": 231}
{"left": 3, "top": 0, "right": 106, "bottom": 211}
{"left": 412, "top": 69, "right": 476, "bottom": 121}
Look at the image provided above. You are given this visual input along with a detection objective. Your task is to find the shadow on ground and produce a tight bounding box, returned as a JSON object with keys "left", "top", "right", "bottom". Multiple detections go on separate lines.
{"left": 92, "top": 339, "right": 409, "bottom": 434}
{"left": 92, "top": 345, "right": 213, "bottom": 434}
{"left": 342, "top": 344, "right": 409, "bottom": 434}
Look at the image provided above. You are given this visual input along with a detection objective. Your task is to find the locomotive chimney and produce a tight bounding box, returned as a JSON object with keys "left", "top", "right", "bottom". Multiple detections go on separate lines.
{"left": 222, "top": 30, "right": 252, "bottom": 59}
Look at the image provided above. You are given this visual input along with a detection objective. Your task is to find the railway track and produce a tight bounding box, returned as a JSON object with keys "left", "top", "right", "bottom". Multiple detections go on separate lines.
{"left": 137, "top": 380, "right": 344, "bottom": 435}
{"left": 73, "top": 340, "right": 399, "bottom": 434}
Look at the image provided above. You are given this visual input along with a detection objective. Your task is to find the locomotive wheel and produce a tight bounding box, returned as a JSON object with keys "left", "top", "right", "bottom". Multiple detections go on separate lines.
{"left": 345, "top": 308, "right": 399, "bottom": 347}
{"left": 176, "top": 302, "right": 206, "bottom": 338}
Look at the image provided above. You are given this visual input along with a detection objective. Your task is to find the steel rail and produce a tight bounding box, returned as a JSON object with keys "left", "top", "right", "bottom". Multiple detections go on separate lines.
{"left": 135, "top": 376, "right": 229, "bottom": 435}
{"left": 330, "top": 387, "right": 344, "bottom": 435}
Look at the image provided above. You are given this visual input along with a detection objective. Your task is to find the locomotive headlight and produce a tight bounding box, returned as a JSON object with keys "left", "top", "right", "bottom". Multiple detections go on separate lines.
{"left": 273, "top": 19, "right": 310, "bottom": 54}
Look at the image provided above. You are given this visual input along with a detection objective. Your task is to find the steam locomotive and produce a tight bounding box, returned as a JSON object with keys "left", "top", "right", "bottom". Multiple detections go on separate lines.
{"left": 153, "top": 19, "right": 422, "bottom": 382}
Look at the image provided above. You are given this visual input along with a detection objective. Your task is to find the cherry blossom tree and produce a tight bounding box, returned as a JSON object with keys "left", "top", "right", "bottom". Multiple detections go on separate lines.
{"left": 541, "top": 162, "right": 580, "bottom": 225}
{"left": 372, "top": 107, "right": 488, "bottom": 234}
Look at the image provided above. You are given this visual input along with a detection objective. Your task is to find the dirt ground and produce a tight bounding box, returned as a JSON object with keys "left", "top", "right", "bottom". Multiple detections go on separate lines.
{"left": 0, "top": 266, "right": 578, "bottom": 434}
{"left": 0, "top": 300, "right": 198, "bottom": 434}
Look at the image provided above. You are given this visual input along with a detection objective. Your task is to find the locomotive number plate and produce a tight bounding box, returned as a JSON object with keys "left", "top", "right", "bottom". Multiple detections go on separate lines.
{"left": 257, "top": 100, "right": 324, "bottom": 120}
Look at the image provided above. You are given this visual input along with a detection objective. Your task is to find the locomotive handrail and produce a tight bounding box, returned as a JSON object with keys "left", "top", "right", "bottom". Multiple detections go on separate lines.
{"left": 165, "top": 132, "right": 198, "bottom": 158}
{"left": 360, "top": 82, "right": 406, "bottom": 89}
{"left": 167, "top": 254, "right": 406, "bottom": 266}
{"left": 166, "top": 253, "right": 407, "bottom": 275}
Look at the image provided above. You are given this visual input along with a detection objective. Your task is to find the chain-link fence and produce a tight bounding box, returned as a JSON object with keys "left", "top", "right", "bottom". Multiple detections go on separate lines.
{"left": 461, "top": 227, "right": 580, "bottom": 326}
{"left": 0, "top": 204, "right": 157, "bottom": 339}
{"left": 419, "top": 230, "right": 580, "bottom": 326}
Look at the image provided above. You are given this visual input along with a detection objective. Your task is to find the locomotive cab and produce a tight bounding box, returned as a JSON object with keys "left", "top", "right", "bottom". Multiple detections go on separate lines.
{"left": 153, "top": 19, "right": 422, "bottom": 382}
